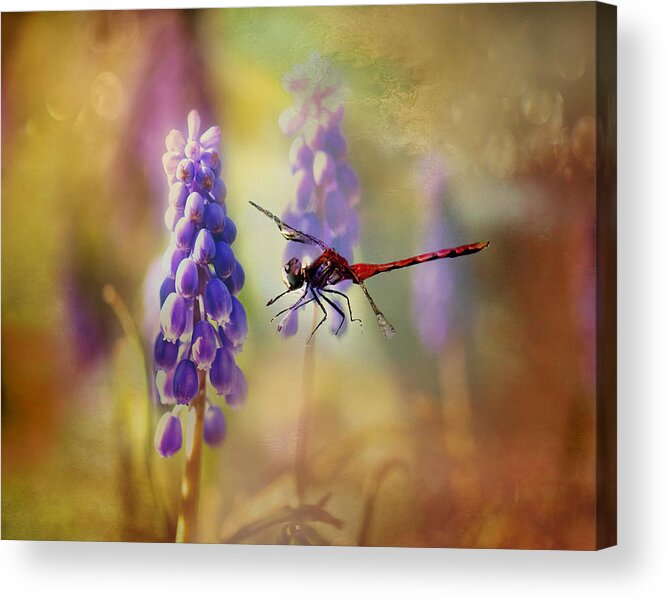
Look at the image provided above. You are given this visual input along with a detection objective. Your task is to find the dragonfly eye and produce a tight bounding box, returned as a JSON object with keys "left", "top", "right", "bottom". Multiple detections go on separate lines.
{"left": 283, "top": 257, "right": 304, "bottom": 290}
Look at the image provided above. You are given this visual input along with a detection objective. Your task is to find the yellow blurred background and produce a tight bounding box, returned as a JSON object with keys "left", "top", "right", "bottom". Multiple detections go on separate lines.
{"left": 2, "top": 4, "right": 601, "bottom": 548}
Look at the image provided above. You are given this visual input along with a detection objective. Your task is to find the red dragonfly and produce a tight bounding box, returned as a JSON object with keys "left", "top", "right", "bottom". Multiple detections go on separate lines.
{"left": 250, "top": 201, "right": 489, "bottom": 343}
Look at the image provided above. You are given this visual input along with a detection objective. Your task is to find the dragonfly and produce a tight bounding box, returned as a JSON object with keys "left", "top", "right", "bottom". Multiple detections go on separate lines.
{"left": 249, "top": 201, "right": 490, "bottom": 344}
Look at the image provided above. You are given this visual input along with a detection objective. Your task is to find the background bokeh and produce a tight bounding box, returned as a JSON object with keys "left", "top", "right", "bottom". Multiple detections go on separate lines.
{"left": 2, "top": 3, "right": 603, "bottom": 548}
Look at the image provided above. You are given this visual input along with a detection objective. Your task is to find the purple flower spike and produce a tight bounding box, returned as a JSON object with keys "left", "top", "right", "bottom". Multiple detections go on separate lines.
{"left": 175, "top": 257, "right": 199, "bottom": 298}
{"left": 173, "top": 359, "right": 199, "bottom": 405}
{"left": 155, "top": 412, "right": 182, "bottom": 457}
{"left": 223, "top": 296, "right": 248, "bottom": 347}
{"left": 203, "top": 404, "right": 227, "bottom": 446}
{"left": 154, "top": 333, "right": 180, "bottom": 371}
{"left": 209, "top": 347, "right": 236, "bottom": 396}
{"left": 192, "top": 228, "right": 216, "bottom": 265}
{"left": 184, "top": 192, "right": 205, "bottom": 223}
{"left": 277, "top": 53, "right": 362, "bottom": 337}
{"left": 205, "top": 277, "right": 233, "bottom": 324}
{"left": 213, "top": 241, "right": 236, "bottom": 279}
{"left": 226, "top": 366, "right": 248, "bottom": 409}
{"left": 160, "top": 292, "right": 188, "bottom": 342}
{"left": 155, "top": 110, "right": 248, "bottom": 455}
{"left": 191, "top": 320, "right": 217, "bottom": 371}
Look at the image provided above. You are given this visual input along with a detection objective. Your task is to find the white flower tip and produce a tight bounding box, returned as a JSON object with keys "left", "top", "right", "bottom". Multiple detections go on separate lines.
{"left": 187, "top": 110, "right": 201, "bottom": 140}
{"left": 200, "top": 126, "right": 221, "bottom": 149}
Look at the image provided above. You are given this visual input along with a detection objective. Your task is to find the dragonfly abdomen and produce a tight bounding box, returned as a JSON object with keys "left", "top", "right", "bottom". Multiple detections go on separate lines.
{"left": 350, "top": 241, "right": 490, "bottom": 282}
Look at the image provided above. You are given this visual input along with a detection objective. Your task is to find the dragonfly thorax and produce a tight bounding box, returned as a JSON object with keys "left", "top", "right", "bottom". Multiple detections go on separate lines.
{"left": 283, "top": 257, "right": 305, "bottom": 290}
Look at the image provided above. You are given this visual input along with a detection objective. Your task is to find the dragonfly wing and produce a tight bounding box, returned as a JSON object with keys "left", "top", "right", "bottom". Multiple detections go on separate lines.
{"left": 249, "top": 201, "right": 330, "bottom": 252}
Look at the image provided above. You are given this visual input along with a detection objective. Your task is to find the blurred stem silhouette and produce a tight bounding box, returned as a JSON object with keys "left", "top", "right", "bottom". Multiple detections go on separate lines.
{"left": 103, "top": 284, "right": 170, "bottom": 538}
{"left": 357, "top": 459, "right": 408, "bottom": 546}
{"left": 295, "top": 311, "right": 318, "bottom": 503}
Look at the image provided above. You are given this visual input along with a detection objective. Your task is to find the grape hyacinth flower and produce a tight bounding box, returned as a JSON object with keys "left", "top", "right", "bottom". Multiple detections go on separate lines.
{"left": 277, "top": 52, "right": 362, "bottom": 337}
{"left": 154, "top": 110, "right": 246, "bottom": 457}
{"left": 410, "top": 157, "right": 455, "bottom": 353}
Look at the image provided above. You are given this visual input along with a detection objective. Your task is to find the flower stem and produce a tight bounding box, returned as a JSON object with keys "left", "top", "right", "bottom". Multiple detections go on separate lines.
{"left": 295, "top": 311, "right": 318, "bottom": 503}
{"left": 175, "top": 368, "right": 206, "bottom": 542}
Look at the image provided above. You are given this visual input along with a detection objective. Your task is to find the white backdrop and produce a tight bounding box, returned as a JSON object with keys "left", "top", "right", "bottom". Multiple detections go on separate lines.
{"left": 1, "top": 0, "right": 664, "bottom": 598}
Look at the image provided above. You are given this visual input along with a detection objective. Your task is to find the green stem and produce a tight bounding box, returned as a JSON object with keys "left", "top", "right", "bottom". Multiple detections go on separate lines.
{"left": 175, "top": 368, "right": 206, "bottom": 543}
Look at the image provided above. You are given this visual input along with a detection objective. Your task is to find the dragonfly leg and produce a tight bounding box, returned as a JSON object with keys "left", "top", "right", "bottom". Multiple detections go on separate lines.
{"left": 322, "top": 288, "right": 362, "bottom": 327}
{"left": 305, "top": 290, "right": 328, "bottom": 346}
{"left": 267, "top": 288, "right": 294, "bottom": 307}
{"left": 270, "top": 285, "right": 310, "bottom": 322}
{"left": 319, "top": 292, "right": 347, "bottom": 336}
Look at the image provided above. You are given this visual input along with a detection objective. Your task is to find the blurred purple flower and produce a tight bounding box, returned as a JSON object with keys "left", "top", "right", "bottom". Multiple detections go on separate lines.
{"left": 411, "top": 157, "right": 455, "bottom": 353}
{"left": 152, "top": 110, "right": 248, "bottom": 456}
{"left": 278, "top": 52, "right": 362, "bottom": 336}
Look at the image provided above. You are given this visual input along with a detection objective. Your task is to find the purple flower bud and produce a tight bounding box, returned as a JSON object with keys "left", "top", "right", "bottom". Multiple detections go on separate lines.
{"left": 217, "top": 217, "right": 236, "bottom": 245}
{"left": 201, "top": 149, "right": 221, "bottom": 175}
{"left": 184, "top": 192, "right": 205, "bottom": 223}
{"left": 162, "top": 242, "right": 187, "bottom": 278}
{"left": 205, "top": 277, "right": 232, "bottom": 324}
{"left": 180, "top": 299, "right": 194, "bottom": 341}
{"left": 162, "top": 151, "right": 181, "bottom": 179}
{"left": 203, "top": 404, "right": 227, "bottom": 446}
{"left": 213, "top": 241, "right": 236, "bottom": 279}
{"left": 155, "top": 412, "right": 182, "bottom": 457}
{"left": 154, "top": 333, "right": 180, "bottom": 371}
{"left": 200, "top": 126, "right": 221, "bottom": 149}
{"left": 226, "top": 366, "right": 247, "bottom": 409}
{"left": 164, "top": 205, "right": 183, "bottom": 231}
{"left": 304, "top": 123, "right": 328, "bottom": 151}
{"left": 294, "top": 168, "right": 314, "bottom": 211}
{"left": 174, "top": 216, "right": 197, "bottom": 251}
{"left": 191, "top": 320, "right": 217, "bottom": 370}
{"left": 169, "top": 182, "right": 189, "bottom": 209}
{"left": 160, "top": 293, "right": 188, "bottom": 342}
{"left": 211, "top": 177, "right": 227, "bottom": 203}
{"left": 324, "top": 188, "right": 348, "bottom": 235}
{"left": 204, "top": 202, "right": 226, "bottom": 234}
{"left": 209, "top": 346, "right": 236, "bottom": 395}
{"left": 223, "top": 296, "right": 248, "bottom": 347}
{"left": 175, "top": 258, "right": 199, "bottom": 298}
{"left": 195, "top": 165, "right": 216, "bottom": 195}
{"left": 313, "top": 151, "right": 336, "bottom": 186}
{"left": 176, "top": 159, "right": 195, "bottom": 185}
{"left": 289, "top": 136, "right": 313, "bottom": 173}
{"left": 224, "top": 261, "right": 245, "bottom": 296}
{"left": 192, "top": 228, "right": 216, "bottom": 264}
{"left": 326, "top": 128, "right": 347, "bottom": 158}
{"left": 159, "top": 277, "right": 176, "bottom": 307}
{"left": 185, "top": 140, "right": 201, "bottom": 161}
{"left": 155, "top": 370, "right": 176, "bottom": 405}
{"left": 165, "top": 129, "right": 186, "bottom": 153}
{"left": 173, "top": 359, "right": 198, "bottom": 405}
{"left": 337, "top": 162, "right": 360, "bottom": 206}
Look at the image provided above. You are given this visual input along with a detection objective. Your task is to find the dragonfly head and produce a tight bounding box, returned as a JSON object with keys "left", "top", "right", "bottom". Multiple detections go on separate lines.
{"left": 283, "top": 257, "right": 305, "bottom": 290}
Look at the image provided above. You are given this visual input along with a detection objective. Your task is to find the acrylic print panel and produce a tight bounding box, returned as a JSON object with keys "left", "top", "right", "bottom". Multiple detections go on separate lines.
{"left": 1, "top": 2, "right": 616, "bottom": 549}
